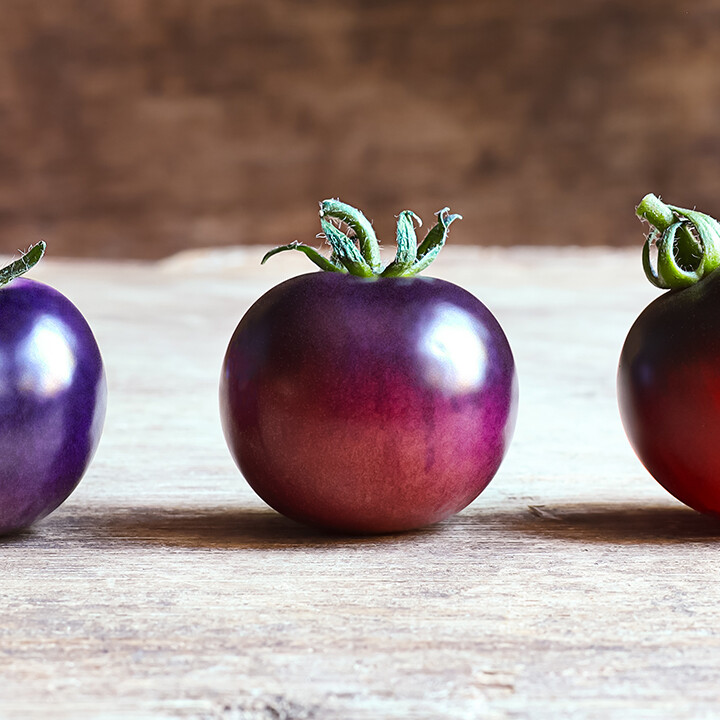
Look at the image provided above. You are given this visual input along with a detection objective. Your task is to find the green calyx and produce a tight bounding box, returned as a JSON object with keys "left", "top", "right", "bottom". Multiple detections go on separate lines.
{"left": 637, "top": 194, "right": 720, "bottom": 289}
{"left": 262, "top": 200, "right": 462, "bottom": 278}
{"left": 0, "top": 242, "right": 45, "bottom": 287}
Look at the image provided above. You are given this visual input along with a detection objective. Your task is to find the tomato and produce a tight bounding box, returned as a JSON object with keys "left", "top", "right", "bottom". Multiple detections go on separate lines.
{"left": 618, "top": 194, "right": 720, "bottom": 514}
{"left": 0, "top": 244, "right": 106, "bottom": 535}
{"left": 220, "top": 200, "right": 517, "bottom": 533}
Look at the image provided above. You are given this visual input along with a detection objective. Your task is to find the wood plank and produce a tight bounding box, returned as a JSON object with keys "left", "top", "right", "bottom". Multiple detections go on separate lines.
{"left": 2, "top": 248, "right": 717, "bottom": 719}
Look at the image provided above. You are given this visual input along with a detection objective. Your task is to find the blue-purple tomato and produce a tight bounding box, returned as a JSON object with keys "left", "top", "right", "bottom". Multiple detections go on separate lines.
{"left": 219, "top": 201, "right": 517, "bottom": 533}
{"left": 0, "top": 245, "right": 106, "bottom": 535}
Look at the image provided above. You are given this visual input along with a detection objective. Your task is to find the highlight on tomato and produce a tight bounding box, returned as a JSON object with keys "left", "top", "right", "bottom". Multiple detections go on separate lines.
{"left": 619, "top": 194, "right": 720, "bottom": 515}
{"left": 220, "top": 199, "right": 517, "bottom": 533}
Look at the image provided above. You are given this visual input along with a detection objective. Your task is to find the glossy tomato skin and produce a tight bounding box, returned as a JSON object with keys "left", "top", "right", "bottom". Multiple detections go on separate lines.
{"left": 220, "top": 272, "right": 517, "bottom": 533}
{"left": 0, "top": 278, "right": 106, "bottom": 534}
{"left": 618, "top": 270, "right": 720, "bottom": 515}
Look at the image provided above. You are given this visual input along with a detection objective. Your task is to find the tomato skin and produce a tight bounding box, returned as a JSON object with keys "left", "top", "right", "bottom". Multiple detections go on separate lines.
{"left": 618, "top": 270, "right": 720, "bottom": 514}
{"left": 0, "top": 278, "right": 106, "bottom": 534}
{"left": 220, "top": 272, "right": 517, "bottom": 533}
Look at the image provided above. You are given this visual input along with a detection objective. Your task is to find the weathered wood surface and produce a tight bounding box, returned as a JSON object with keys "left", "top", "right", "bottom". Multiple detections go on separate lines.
{"left": 2, "top": 247, "right": 719, "bottom": 719}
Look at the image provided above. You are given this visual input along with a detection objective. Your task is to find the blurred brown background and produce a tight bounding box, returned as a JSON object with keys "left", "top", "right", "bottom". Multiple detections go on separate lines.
{"left": 0, "top": 0, "right": 718, "bottom": 258}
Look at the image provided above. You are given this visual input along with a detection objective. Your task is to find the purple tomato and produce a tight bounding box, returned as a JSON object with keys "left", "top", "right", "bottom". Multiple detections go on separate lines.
{"left": 220, "top": 200, "right": 517, "bottom": 533}
{"left": 0, "top": 243, "right": 106, "bottom": 535}
{"left": 619, "top": 194, "right": 720, "bottom": 514}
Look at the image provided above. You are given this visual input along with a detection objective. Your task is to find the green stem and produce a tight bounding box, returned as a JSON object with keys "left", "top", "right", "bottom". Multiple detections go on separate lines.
{"left": 319, "top": 199, "right": 382, "bottom": 272}
{"left": 636, "top": 194, "right": 675, "bottom": 232}
{"left": 0, "top": 242, "right": 45, "bottom": 287}
{"left": 637, "top": 195, "right": 720, "bottom": 289}
{"left": 262, "top": 200, "right": 460, "bottom": 278}
{"left": 381, "top": 211, "right": 421, "bottom": 278}
{"left": 320, "top": 219, "right": 375, "bottom": 277}
{"left": 637, "top": 193, "right": 700, "bottom": 269}
{"left": 261, "top": 242, "right": 347, "bottom": 273}
{"left": 407, "top": 209, "right": 462, "bottom": 276}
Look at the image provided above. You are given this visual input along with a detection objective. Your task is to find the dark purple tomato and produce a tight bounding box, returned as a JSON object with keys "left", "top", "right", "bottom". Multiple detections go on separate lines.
{"left": 0, "top": 244, "right": 106, "bottom": 535}
{"left": 619, "top": 194, "right": 720, "bottom": 514}
{"left": 220, "top": 201, "right": 517, "bottom": 533}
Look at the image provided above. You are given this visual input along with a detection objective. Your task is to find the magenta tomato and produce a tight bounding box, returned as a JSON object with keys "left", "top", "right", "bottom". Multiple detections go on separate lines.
{"left": 619, "top": 194, "right": 720, "bottom": 514}
{"left": 220, "top": 200, "right": 517, "bottom": 533}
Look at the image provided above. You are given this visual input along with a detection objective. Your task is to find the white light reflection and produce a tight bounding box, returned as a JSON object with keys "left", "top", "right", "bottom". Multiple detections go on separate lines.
{"left": 18, "top": 315, "right": 76, "bottom": 397}
{"left": 419, "top": 304, "right": 487, "bottom": 394}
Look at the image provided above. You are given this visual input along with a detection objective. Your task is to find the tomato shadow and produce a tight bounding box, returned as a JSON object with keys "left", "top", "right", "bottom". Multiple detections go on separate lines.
{"left": 0, "top": 527, "right": 36, "bottom": 544}
{"left": 84, "top": 505, "right": 442, "bottom": 549}
{"left": 504, "top": 502, "right": 720, "bottom": 544}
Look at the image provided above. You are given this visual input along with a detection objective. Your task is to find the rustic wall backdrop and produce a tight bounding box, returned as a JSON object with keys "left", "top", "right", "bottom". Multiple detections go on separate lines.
{"left": 0, "top": 0, "right": 718, "bottom": 258}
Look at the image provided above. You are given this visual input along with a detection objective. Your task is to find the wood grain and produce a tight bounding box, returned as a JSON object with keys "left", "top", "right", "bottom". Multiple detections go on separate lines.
{"left": 1, "top": 1, "right": 720, "bottom": 257}
{"left": 2, "top": 248, "right": 719, "bottom": 719}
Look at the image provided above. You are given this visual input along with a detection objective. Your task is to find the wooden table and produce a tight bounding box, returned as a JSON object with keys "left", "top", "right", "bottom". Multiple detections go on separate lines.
{"left": 3, "top": 247, "right": 718, "bottom": 720}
